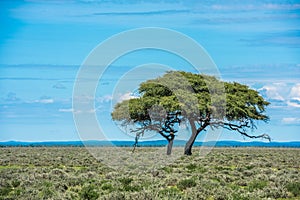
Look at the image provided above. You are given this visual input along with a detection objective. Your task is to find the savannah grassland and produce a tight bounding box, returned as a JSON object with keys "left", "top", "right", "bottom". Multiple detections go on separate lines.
{"left": 0, "top": 147, "right": 299, "bottom": 200}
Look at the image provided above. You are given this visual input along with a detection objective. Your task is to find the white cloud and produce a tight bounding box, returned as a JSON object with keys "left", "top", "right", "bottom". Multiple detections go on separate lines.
{"left": 35, "top": 97, "right": 54, "bottom": 104}
{"left": 15, "top": 0, "right": 300, "bottom": 29}
{"left": 73, "top": 95, "right": 94, "bottom": 104}
{"left": 96, "top": 95, "right": 113, "bottom": 103}
{"left": 41, "top": 99, "right": 53, "bottom": 104}
{"left": 58, "top": 108, "right": 74, "bottom": 113}
{"left": 287, "top": 83, "right": 300, "bottom": 108}
{"left": 117, "top": 92, "right": 138, "bottom": 102}
{"left": 287, "top": 100, "right": 300, "bottom": 108}
{"left": 263, "top": 3, "right": 300, "bottom": 10}
{"left": 72, "top": 109, "right": 96, "bottom": 114}
{"left": 258, "top": 83, "right": 286, "bottom": 101}
{"left": 289, "top": 83, "right": 300, "bottom": 100}
{"left": 282, "top": 117, "right": 300, "bottom": 125}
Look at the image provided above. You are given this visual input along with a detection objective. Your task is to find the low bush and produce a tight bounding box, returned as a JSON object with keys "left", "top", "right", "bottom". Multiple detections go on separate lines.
{"left": 286, "top": 182, "right": 300, "bottom": 197}
{"left": 247, "top": 180, "right": 268, "bottom": 192}
{"left": 79, "top": 184, "right": 99, "bottom": 200}
{"left": 177, "top": 178, "right": 197, "bottom": 190}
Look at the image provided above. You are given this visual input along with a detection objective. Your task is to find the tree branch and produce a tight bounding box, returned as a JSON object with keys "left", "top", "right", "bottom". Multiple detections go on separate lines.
{"left": 209, "top": 120, "right": 271, "bottom": 142}
{"left": 132, "top": 111, "right": 181, "bottom": 152}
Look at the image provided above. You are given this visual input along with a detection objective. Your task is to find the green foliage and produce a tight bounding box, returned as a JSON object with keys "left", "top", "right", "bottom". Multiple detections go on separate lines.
{"left": 162, "top": 166, "right": 173, "bottom": 173}
{"left": 245, "top": 165, "right": 255, "bottom": 170}
{"left": 231, "top": 193, "right": 251, "bottom": 200}
{"left": 118, "top": 177, "right": 141, "bottom": 192}
{"left": 286, "top": 182, "right": 300, "bottom": 197}
{"left": 111, "top": 71, "right": 270, "bottom": 150}
{"left": 38, "top": 181, "right": 57, "bottom": 199}
{"left": 186, "top": 163, "right": 197, "bottom": 171}
{"left": 79, "top": 184, "right": 99, "bottom": 200}
{"left": 0, "top": 185, "right": 12, "bottom": 196}
{"left": 112, "top": 71, "right": 269, "bottom": 122}
{"left": 118, "top": 177, "right": 133, "bottom": 185}
{"left": 225, "top": 82, "right": 269, "bottom": 121}
{"left": 101, "top": 183, "right": 114, "bottom": 191}
{"left": 158, "top": 186, "right": 183, "bottom": 198}
{"left": 177, "top": 178, "right": 197, "bottom": 190}
{"left": 247, "top": 180, "right": 268, "bottom": 192}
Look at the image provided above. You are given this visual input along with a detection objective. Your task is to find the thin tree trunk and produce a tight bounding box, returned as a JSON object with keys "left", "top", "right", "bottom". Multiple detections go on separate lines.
{"left": 184, "top": 134, "right": 197, "bottom": 155}
{"left": 184, "top": 119, "right": 197, "bottom": 155}
{"left": 158, "top": 131, "right": 175, "bottom": 155}
{"left": 166, "top": 139, "right": 174, "bottom": 155}
{"left": 184, "top": 119, "right": 207, "bottom": 155}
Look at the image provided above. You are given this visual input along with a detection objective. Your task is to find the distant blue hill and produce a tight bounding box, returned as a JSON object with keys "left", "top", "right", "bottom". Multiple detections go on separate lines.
{"left": 0, "top": 140, "right": 300, "bottom": 148}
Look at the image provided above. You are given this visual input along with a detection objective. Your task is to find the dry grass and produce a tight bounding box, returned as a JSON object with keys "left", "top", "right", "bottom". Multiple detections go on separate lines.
{"left": 0, "top": 147, "right": 299, "bottom": 199}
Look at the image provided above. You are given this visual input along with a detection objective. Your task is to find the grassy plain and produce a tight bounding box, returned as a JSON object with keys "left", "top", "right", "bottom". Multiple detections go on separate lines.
{"left": 0, "top": 147, "right": 299, "bottom": 199}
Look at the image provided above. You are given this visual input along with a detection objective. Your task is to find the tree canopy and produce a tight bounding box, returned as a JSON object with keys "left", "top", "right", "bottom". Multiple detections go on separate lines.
{"left": 111, "top": 71, "right": 270, "bottom": 155}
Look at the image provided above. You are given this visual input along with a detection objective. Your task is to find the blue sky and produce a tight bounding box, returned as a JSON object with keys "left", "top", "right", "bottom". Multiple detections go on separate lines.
{"left": 0, "top": 0, "right": 300, "bottom": 142}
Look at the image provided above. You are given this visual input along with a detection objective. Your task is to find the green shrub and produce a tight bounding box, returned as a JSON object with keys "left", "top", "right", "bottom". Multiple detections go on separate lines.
{"left": 0, "top": 186, "right": 12, "bottom": 196}
{"left": 286, "top": 182, "right": 300, "bottom": 197}
{"left": 123, "top": 184, "right": 141, "bottom": 192}
{"left": 118, "top": 177, "right": 133, "bottom": 185}
{"left": 231, "top": 193, "right": 250, "bottom": 200}
{"left": 163, "top": 166, "right": 173, "bottom": 173}
{"left": 247, "top": 180, "right": 268, "bottom": 192}
{"left": 118, "top": 177, "right": 141, "bottom": 192}
{"left": 11, "top": 180, "right": 21, "bottom": 188}
{"left": 158, "top": 186, "right": 182, "bottom": 198}
{"left": 245, "top": 165, "right": 255, "bottom": 170}
{"left": 177, "top": 178, "right": 197, "bottom": 190}
{"left": 198, "top": 166, "right": 207, "bottom": 173}
{"left": 186, "top": 163, "right": 197, "bottom": 171}
{"left": 101, "top": 183, "right": 114, "bottom": 191}
{"left": 38, "top": 181, "right": 57, "bottom": 199}
{"left": 79, "top": 184, "right": 99, "bottom": 200}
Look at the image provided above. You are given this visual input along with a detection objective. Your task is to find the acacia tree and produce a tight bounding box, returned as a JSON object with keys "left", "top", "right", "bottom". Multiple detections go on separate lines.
{"left": 112, "top": 71, "right": 270, "bottom": 155}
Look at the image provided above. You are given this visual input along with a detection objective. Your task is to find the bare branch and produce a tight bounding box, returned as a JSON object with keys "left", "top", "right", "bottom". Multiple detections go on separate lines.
{"left": 131, "top": 111, "right": 181, "bottom": 152}
{"left": 209, "top": 120, "right": 271, "bottom": 142}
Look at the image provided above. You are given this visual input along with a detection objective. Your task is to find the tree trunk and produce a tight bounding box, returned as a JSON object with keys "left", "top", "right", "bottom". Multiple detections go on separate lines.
{"left": 184, "top": 119, "right": 207, "bottom": 155}
{"left": 184, "top": 119, "right": 197, "bottom": 155}
{"left": 184, "top": 133, "right": 197, "bottom": 155}
{"left": 166, "top": 139, "right": 174, "bottom": 155}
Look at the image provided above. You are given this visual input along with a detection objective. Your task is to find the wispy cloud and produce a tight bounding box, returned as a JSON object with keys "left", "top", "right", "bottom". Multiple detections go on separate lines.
{"left": 4, "top": 92, "right": 21, "bottom": 102}
{"left": 258, "top": 83, "right": 286, "bottom": 101}
{"left": 287, "top": 83, "right": 300, "bottom": 108}
{"left": 53, "top": 82, "right": 66, "bottom": 89}
{"left": 58, "top": 108, "right": 73, "bottom": 112}
{"left": 240, "top": 30, "right": 300, "bottom": 48}
{"left": 13, "top": 0, "right": 300, "bottom": 27}
{"left": 96, "top": 95, "right": 113, "bottom": 103}
{"left": 256, "top": 82, "right": 300, "bottom": 108}
{"left": 287, "top": 99, "right": 300, "bottom": 108}
{"left": 117, "top": 92, "right": 138, "bottom": 102}
{"left": 34, "top": 96, "right": 54, "bottom": 104}
{"left": 210, "top": 3, "right": 300, "bottom": 11}
{"left": 221, "top": 64, "right": 300, "bottom": 83}
{"left": 282, "top": 117, "right": 300, "bottom": 125}
{"left": 289, "top": 83, "right": 300, "bottom": 100}
{"left": 92, "top": 9, "right": 189, "bottom": 16}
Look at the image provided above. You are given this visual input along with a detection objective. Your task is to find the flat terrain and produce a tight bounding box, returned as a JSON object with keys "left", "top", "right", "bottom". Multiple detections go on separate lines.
{"left": 0, "top": 147, "right": 299, "bottom": 199}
